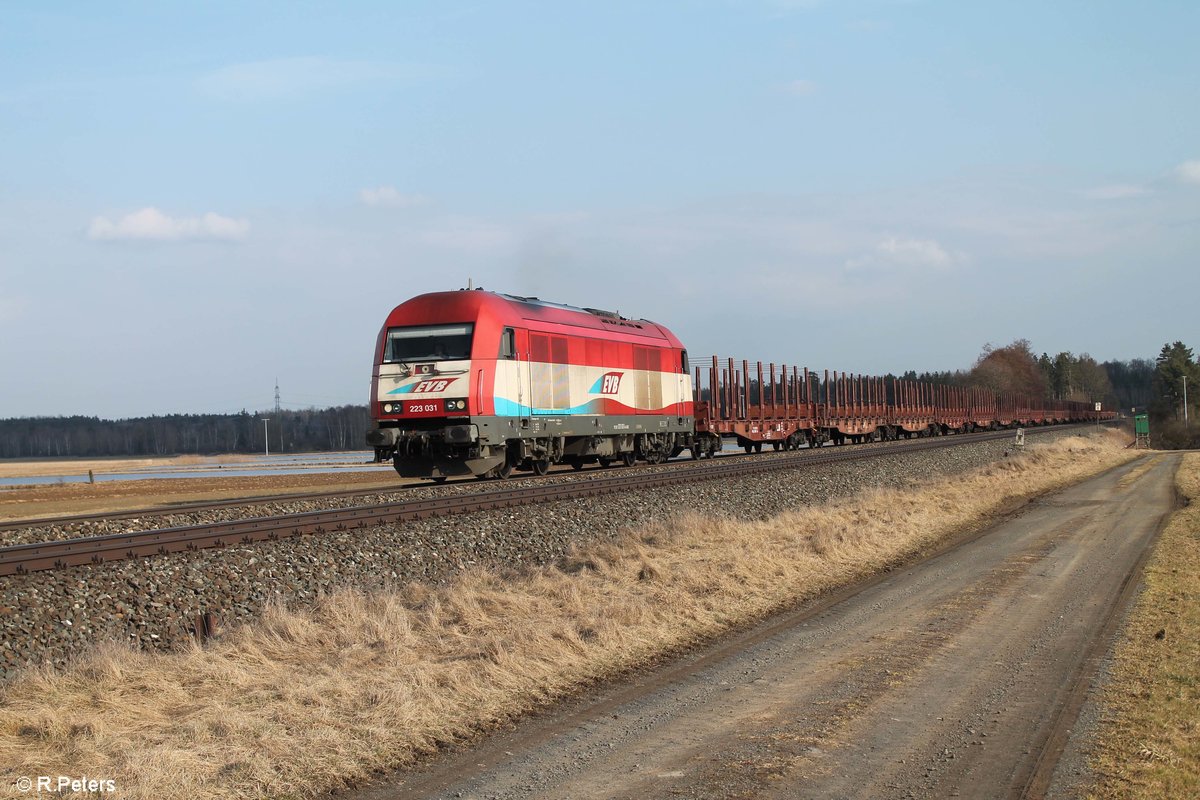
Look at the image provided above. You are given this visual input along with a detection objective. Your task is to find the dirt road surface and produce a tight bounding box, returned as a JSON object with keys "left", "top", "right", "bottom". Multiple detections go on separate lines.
{"left": 358, "top": 454, "right": 1176, "bottom": 800}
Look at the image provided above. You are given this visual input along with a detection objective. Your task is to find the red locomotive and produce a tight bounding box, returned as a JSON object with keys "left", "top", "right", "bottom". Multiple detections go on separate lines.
{"left": 367, "top": 289, "right": 693, "bottom": 480}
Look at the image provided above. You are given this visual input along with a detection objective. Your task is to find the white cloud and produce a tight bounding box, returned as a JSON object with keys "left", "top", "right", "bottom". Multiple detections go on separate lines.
{"left": 876, "top": 236, "right": 956, "bottom": 267}
{"left": 359, "top": 186, "right": 430, "bottom": 208}
{"left": 1177, "top": 160, "right": 1200, "bottom": 185}
{"left": 784, "top": 79, "right": 818, "bottom": 96}
{"left": 196, "top": 57, "right": 426, "bottom": 101}
{"left": 845, "top": 236, "right": 965, "bottom": 272}
{"left": 1084, "top": 184, "right": 1149, "bottom": 200}
{"left": 88, "top": 208, "right": 250, "bottom": 242}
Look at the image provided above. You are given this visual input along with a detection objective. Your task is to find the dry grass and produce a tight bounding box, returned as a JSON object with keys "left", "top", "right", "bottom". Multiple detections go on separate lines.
{"left": 1087, "top": 452, "right": 1200, "bottom": 799}
{"left": 0, "top": 432, "right": 1139, "bottom": 799}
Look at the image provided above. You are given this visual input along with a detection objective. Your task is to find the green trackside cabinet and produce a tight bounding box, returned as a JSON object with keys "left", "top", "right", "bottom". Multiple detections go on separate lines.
{"left": 1134, "top": 413, "right": 1151, "bottom": 448}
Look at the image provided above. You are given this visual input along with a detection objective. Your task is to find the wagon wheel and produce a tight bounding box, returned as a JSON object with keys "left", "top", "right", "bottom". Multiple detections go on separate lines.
{"left": 772, "top": 442, "right": 782, "bottom": 451}
{"left": 690, "top": 445, "right": 701, "bottom": 460}
{"left": 532, "top": 458, "right": 550, "bottom": 476}
{"left": 495, "top": 460, "right": 513, "bottom": 479}
{"left": 754, "top": 442, "right": 763, "bottom": 453}
{"left": 569, "top": 457, "right": 584, "bottom": 471}
{"left": 621, "top": 452, "right": 636, "bottom": 467}
{"left": 598, "top": 457, "right": 613, "bottom": 468}
{"left": 431, "top": 476, "right": 448, "bottom": 484}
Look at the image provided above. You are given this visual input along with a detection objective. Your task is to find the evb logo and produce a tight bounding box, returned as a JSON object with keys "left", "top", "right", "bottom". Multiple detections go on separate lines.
{"left": 388, "top": 377, "right": 458, "bottom": 395}
{"left": 591, "top": 372, "right": 623, "bottom": 395}
{"left": 413, "top": 379, "right": 452, "bottom": 394}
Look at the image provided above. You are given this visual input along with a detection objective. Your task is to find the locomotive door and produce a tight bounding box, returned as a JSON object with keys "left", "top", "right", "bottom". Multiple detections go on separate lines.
{"left": 499, "top": 327, "right": 529, "bottom": 420}
{"left": 677, "top": 349, "right": 689, "bottom": 419}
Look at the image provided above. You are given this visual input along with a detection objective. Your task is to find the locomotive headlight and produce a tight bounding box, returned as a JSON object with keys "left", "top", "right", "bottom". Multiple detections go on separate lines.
{"left": 383, "top": 403, "right": 394, "bottom": 413}
{"left": 444, "top": 399, "right": 467, "bottom": 412}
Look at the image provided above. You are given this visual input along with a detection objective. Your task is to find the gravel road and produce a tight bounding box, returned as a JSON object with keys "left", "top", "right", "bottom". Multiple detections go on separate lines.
{"left": 363, "top": 452, "right": 1174, "bottom": 800}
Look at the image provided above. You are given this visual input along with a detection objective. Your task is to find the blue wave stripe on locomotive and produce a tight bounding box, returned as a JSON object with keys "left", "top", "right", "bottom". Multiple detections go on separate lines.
{"left": 493, "top": 397, "right": 606, "bottom": 416}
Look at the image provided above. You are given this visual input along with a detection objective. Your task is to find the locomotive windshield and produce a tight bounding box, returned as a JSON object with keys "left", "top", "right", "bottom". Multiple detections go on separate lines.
{"left": 384, "top": 324, "right": 474, "bottom": 362}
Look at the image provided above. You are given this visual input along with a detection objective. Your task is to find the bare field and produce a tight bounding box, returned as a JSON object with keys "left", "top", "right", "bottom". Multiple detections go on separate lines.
{"left": 1087, "top": 452, "right": 1200, "bottom": 798}
{"left": 0, "top": 468, "right": 399, "bottom": 523}
{"left": 0, "top": 431, "right": 1139, "bottom": 800}
{"left": 0, "top": 454, "right": 265, "bottom": 479}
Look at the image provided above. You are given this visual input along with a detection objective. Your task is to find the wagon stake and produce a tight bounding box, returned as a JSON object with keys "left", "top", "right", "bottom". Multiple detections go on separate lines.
{"left": 190, "top": 611, "right": 219, "bottom": 643}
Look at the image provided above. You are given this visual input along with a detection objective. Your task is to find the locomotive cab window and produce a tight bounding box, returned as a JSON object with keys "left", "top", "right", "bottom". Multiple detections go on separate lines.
{"left": 499, "top": 328, "right": 516, "bottom": 359}
{"left": 384, "top": 324, "right": 474, "bottom": 362}
{"left": 681, "top": 350, "right": 689, "bottom": 374}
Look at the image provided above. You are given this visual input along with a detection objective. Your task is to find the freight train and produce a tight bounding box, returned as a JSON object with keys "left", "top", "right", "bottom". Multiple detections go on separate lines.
{"left": 366, "top": 289, "right": 1113, "bottom": 480}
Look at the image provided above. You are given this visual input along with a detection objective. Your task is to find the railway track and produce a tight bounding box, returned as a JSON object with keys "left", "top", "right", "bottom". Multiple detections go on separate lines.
{"left": 1, "top": 423, "right": 1099, "bottom": 534}
{"left": 0, "top": 425, "right": 1085, "bottom": 577}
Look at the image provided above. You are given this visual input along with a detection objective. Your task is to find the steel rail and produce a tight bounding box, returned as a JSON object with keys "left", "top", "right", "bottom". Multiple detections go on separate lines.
{"left": 0, "top": 425, "right": 1082, "bottom": 576}
{"left": 0, "top": 422, "right": 1098, "bottom": 533}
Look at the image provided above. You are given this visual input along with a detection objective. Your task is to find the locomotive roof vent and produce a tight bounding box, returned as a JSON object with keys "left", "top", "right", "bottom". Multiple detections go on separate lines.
{"left": 497, "top": 292, "right": 644, "bottom": 327}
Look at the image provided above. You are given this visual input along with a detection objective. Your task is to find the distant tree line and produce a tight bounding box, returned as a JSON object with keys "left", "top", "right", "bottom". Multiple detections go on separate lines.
{"left": 0, "top": 406, "right": 370, "bottom": 459}
{"left": 895, "top": 340, "right": 1153, "bottom": 411}
{"left": 1147, "top": 341, "right": 1200, "bottom": 449}
{"left": 899, "top": 338, "right": 1195, "bottom": 449}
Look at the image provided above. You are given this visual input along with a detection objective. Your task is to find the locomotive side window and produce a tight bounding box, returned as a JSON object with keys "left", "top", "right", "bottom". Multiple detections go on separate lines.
{"left": 681, "top": 350, "right": 689, "bottom": 374}
{"left": 499, "top": 328, "right": 516, "bottom": 359}
{"left": 384, "top": 324, "right": 474, "bottom": 362}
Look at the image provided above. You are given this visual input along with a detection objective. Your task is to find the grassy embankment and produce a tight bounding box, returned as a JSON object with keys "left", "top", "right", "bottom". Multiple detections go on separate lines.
{"left": 0, "top": 432, "right": 1138, "bottom": 799}
{"left": 1088, "top": 452, "right": 1200, "bottom": 798}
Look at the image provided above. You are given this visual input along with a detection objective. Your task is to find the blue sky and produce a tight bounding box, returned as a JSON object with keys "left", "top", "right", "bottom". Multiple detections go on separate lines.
{"left": 2, "top": 1, "right": 1197, "bottom": 418}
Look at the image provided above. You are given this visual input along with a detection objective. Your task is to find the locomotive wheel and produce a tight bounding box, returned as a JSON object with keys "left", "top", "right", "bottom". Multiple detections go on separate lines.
{"left": 621, "top": 452, "right": 636, "bottom": 467}
{"left": 532, "top": 458, "right": 550, "bottom": 476}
